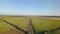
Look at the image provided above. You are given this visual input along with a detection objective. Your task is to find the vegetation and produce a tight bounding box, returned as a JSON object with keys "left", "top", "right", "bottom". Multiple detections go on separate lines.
{"left": 31, "top": 17, "right": 60, "bottom": 34}
{"left": 0, "top": 18, "right": 12, "bottom": 32}
{"left": 2, "top": 16, "right": 28, "bottom": 32}
{"left": 0, "top": 16, "right": 60, "bottom": 34}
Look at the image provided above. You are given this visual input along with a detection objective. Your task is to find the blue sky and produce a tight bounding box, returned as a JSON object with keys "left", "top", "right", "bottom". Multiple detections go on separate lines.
{"left": 0, "top": 0, "right": 60, "bottom": 16}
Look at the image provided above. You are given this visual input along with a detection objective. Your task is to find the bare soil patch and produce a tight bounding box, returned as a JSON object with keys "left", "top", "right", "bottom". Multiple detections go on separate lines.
{"left": 0, "top": 28, "right": 25, "bottom": 34}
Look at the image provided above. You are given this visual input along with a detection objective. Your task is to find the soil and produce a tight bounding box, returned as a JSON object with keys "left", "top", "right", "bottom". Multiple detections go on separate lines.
{"left": 0, "top": 28, "right": 25, "bottom": 34}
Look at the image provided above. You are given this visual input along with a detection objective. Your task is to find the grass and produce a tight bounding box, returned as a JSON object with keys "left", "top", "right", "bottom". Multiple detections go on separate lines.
{"left": 2, "top": 16, "right": 29, "bottom": 32}
{"left": 31, "top": 17, "right": 60, "bottom": 34}
{"left": 0, "top": 18, "right": 12, "bottom": 32}
{"left": 0, "top": 16, "right": 60, "bottom": 34}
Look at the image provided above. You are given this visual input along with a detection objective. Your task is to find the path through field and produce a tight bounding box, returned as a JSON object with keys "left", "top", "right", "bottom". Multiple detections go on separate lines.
{"left": 28, "top": 18, "right": 35, "bottom": 34}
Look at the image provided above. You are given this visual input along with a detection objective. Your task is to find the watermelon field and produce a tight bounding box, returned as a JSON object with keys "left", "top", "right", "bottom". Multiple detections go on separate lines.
{"left": 0, "top": 16, "right": 60, "bottom": 34}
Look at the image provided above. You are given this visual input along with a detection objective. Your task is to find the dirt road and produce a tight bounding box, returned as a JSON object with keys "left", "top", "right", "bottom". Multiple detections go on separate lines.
{"left": 28, "top": 18, "right": 35, "bottom": 34}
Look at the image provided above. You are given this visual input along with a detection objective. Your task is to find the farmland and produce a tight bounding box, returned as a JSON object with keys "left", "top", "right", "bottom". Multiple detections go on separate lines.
{"left": 31, "top": 17, "right": 60, "bottom": 34}
{"left": 0, "top": 16, "right": 60, "bottom": 34}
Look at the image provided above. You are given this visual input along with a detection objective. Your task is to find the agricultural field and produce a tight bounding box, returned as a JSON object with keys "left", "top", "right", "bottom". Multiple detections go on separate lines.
{"left": 0, "top": 16, "right": 60, "bottom": 34}
{"left": 2, "top": 16, "right": 29, "bottom": 32}
{"left": 31, "top": 17, "right": 60, "bottom": 34}
{"left": 0, "top": 16, "right": 28, "bottom": 34}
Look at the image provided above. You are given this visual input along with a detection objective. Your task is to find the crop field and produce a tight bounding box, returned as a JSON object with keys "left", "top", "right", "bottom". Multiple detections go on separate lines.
{"left": 0, "top": 16, "right": 60, "bottom": 34}
{"left": 31, "top": 17, "right": 60, "bottom": 34}
{"left": 2, "top": 16, "right": 29, "bottom": 32}
{"left": 0, "top": 16, "right": 28, "bottom": 34}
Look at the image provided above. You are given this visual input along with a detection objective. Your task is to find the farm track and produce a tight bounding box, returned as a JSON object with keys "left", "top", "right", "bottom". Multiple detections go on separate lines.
{"left": 1, "top": 19, "right": 28, "bottom": 34}
{"left": 28, "top": 18, "right": 35, "bottom": 34}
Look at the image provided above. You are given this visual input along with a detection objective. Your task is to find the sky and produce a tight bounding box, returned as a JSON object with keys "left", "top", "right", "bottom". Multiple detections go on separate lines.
{"left": 0, "top": 0, "right": 60, "bottom": 16}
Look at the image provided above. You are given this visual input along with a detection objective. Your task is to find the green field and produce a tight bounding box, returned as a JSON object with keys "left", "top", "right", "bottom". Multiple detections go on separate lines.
{"left": 31, "top": 17, "right": 60, "bottom": 34}
{"left": 2, "top": 16, "right": 28, "bottom": 32}
{"left": 0, "top": 16, "right": 60, "bottom": 34}
{"left": 0, "top": 19, "right": 12, "bottom": 32}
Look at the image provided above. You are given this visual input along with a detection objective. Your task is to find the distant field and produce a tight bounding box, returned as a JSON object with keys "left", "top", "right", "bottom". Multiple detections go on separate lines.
{"left": 0, "top": 16, "right": 60, "bottom": 34}
{"left": 46, "top": 18, "right": 60, "bottom": 20}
